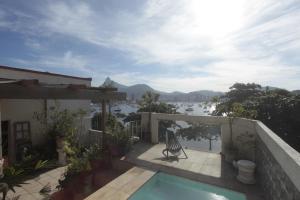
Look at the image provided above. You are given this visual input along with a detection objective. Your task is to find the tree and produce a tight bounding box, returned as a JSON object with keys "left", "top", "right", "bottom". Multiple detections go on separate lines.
{"left": 214, "top": 83, "right": 300, "bottom": 152}
{"left": 138, "top": 91, "right": 177, "bottom": 141}
{"left": 137, "top": 91, "right": 160, "bottom": 141}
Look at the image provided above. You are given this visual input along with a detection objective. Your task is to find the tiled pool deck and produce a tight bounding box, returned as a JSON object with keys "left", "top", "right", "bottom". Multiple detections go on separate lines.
{"left": 122, "top": 143, "right": 264, "bottom": 200}
{"left": 85, "top": 167, "right": 155, "bottom": 200}
{"left": 85, "top": 143, "right": 264, "bottom": 200}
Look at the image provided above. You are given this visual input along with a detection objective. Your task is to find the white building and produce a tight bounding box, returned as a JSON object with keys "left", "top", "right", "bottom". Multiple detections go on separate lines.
{"left": 0, "top": 65, "right": 93, "bottom": 164}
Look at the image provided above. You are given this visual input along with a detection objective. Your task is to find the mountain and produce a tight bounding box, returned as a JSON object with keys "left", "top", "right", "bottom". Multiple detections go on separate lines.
{"left": 101, "top": 77, "right": 223, "bottom": 102}
{"left": 292, "top": 90, "right": 300, "bottom": 95}
{"left": 103, "top": 77, "right": 156, "bottom": 100}
{"left": 103, "top": 77, "right": 127, "bottom": 90}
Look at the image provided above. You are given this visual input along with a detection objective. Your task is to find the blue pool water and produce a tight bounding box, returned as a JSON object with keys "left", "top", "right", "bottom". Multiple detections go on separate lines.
{"left": 129, "top": 172, "right": 246, "bottom": 200}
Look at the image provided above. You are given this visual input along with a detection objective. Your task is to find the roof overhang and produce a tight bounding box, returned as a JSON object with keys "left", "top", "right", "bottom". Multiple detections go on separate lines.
{"left": 0, "top": 80, "right": 126, "bottom": 102}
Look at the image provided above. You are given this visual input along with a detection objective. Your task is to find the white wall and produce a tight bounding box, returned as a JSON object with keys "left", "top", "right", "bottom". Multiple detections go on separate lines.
{"left": 1, "top": 99, "right": 92, "bottom": 145}
{"left": 1, "top": 99, "right": 45, "bottom": 145}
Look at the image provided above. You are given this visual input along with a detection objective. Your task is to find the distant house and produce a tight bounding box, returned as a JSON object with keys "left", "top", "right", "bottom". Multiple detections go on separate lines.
{"left": 0, "top": 65, "right": 93, "bottom": 164}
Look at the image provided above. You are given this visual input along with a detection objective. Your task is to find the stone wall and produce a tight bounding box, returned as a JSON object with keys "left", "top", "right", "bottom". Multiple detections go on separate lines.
{"left": 256, "top": 136, "right": 300, "bottom": 200}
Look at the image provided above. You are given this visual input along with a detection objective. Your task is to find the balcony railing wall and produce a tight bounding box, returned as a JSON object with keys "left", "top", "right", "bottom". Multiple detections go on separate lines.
{"left": 139, "top": 112, "right": 300, "bottom": 200}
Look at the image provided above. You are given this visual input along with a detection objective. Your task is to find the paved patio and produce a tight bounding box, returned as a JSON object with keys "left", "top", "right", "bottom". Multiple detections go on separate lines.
{"left": 85, "top": 167, "right": 155, "bottom": 200}
{"left": 123, "top": 142, "right": 264, "bottom": 200}
{"left": 5, "top": 167, "right": 66, "bottom": 200}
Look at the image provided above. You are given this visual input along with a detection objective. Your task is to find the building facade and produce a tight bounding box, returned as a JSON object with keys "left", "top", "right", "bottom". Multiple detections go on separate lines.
{"left": 0, "top": 65, "right": 92, "bottom": 164}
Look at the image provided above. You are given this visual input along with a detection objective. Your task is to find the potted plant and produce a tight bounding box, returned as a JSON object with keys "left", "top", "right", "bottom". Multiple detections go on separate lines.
{"left": 106, "top": 129, "right": 131, "bottom": 157}
{"left": 85, "top": 144, "right": 104, "bottom": 170}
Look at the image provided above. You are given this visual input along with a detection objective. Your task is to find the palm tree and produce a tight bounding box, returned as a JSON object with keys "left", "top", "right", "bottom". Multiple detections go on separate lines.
{"left": 139, "top": 91, "right": 160, "bottom": 141}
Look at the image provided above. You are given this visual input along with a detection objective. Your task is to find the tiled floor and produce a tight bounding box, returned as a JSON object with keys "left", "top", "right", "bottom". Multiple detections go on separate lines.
{"left": 6, "top": 166, "right": 66, "bottom": 200}
{"left": 124, "top": 143, "right": 264, "bottom": 200}
{"left": 134, "top": 143, "right": 222, "bottom": 177}
{"left": 85, "top": 167, "right": 155, "bottom": 200}
{"left": 6, "top": 143, "right": 265, "bottom": 200}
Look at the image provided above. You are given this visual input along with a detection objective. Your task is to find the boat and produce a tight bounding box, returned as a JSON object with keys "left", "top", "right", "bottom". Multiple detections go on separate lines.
{"left": 114, "top": 107, "right": 122, "bottom": 112}
{"left": 185, "top": 107, "right": 194, "bottom": 112}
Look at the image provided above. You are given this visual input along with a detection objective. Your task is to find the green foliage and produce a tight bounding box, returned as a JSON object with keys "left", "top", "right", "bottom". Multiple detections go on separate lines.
{"left": 57, "top": 156, "right": 91, "bottom": 190}
{"left": 33, "top": 103, "right": 87, "bottom": 163}
{"left": 2, "top": 166, "right": 25, "bottom": 192}
{"left": 230, "top": 103, "right": 257, "bottom": 118}
{"left": 138, "top": 91, "right": 160, "bottom": 112}
{"left": 57, "top": 143, "right": 103, "bottom": 190}
{"left": 106, "top": 114, "right": 124, "bottom": 131}
{"left": 47, "top": 109, "right": 77, "bottom": 138}
{"left": 34, "top": 160, "right": 49, "bottom": 170}
{"left": 214, "top": 83, "right": 300, "bottom": 151}
{"left": 85, "top": 144, "right": 103, "bottom": 160}
{"left": 106, "top": 129, "right": 131, "bottom": 149}
{"left": 3, "top": 167, "right": 24, "bottom": 178}
{"left": 105, "top": 115, "right": 131, "bottom": 155}
{"left": 138, "top": 91, "right": 177, "bottom": 114}
{"left": 33, "top": 102, "right": 86, "bottom": 138}
{"left": 138, "top": 91, "right": 178, "bottom": 142}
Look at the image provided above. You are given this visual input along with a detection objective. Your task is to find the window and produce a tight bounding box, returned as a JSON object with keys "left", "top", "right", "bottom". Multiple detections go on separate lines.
{"left": 14, "top": 122, "right": 31, "bottom": 142}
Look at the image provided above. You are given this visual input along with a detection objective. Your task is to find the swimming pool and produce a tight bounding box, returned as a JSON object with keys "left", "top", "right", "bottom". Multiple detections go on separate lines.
{"left": 128, "top": 172, "right": 246, "bottom": 200}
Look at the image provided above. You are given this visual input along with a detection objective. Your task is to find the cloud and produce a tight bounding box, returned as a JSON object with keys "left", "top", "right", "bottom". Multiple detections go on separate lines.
{"left": 1, "top": 0, "right": 300, "bottom": 91}
{"left": 11, "top": 51, "right": 92, "bottom": 74}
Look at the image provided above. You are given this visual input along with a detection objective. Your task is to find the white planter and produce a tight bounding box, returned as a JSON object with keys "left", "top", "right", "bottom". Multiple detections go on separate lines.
{"left": 237, "top": 160, "right": 256, "bottom": 184}
{"left": 57, "top": 149, "right": 67, "bottom": 166}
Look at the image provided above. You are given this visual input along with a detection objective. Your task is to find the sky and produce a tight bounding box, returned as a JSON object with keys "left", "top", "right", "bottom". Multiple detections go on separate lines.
{"left": 0, "top": 0, "right": 300, "bottom": 92}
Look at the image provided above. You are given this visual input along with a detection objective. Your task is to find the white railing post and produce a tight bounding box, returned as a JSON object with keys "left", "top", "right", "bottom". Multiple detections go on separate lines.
{"left": 151, "top": 114, "right": 159, "bottom": 143}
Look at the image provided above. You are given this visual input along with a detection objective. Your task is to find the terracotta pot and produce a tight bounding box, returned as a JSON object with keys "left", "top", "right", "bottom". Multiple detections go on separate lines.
{"left": 52, "top": 188, "right": 73, "bottom": 200}
{"left": 108, "top": 144, "right": 120, "bottom": 157}
{"left": 90, "top": 159, "right": 102, "bottom": 170}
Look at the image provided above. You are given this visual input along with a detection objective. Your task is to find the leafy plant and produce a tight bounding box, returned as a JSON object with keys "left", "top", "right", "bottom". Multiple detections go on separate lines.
{"left": 3, "top": 167, "right": 24, "bottom": 177}
{"left": 85, "top": 144, "right": 103, "bottom": 160}
{"left": 57, "top": 152, "right": 91, "bottom": 190}
{"left": 105, "top": 126, "right": 132, "bottom": 155}
{"left": 2, "top": 166, "right": 25, "bottom": 192}
{"left": 34, "top": 160, "right": 49, "bottom": 170}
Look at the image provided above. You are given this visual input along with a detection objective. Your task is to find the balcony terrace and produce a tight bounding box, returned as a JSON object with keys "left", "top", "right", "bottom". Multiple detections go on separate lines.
{"left": 86, "top": 113, "right": 300, "bottom": 200}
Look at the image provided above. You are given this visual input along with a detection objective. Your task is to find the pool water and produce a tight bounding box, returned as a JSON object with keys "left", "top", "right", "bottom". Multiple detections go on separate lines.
{"left": 129, "top": 172, "right": 246, "bottom": 200}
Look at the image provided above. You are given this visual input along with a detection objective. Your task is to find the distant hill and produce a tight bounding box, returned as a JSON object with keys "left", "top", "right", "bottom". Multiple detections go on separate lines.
{"left": 292, "top": 90, "right": 300, "bottom": 95}
{"left": 103, "top": 77, "right": 128, "bottom": 90}
{"left": 261, "top": 86, "right": 281, "bottom": 91}
{"left": 102, "top": 77, "right": 223, "bottom": 102}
